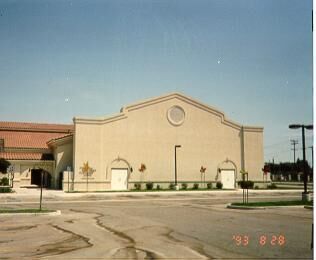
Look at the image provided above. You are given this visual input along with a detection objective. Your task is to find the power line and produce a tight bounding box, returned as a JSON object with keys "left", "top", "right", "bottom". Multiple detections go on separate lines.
{"left": 264, "top": 136, "right": 313, "bottom": 149}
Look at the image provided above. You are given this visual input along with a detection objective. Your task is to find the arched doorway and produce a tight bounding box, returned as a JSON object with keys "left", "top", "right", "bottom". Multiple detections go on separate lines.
{"left": 217, "top": 159, "right": 237, "bottom": 189}
{"left": 107, "top": 157, "right": 132, "bottom": 191}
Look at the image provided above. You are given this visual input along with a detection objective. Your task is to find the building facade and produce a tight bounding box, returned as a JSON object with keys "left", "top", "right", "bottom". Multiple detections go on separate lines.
{"left": 0, "top": 93, "right": 264, "bottom": 191}
{"left": 71, "top": 93, "right": 263, "bottom": 191}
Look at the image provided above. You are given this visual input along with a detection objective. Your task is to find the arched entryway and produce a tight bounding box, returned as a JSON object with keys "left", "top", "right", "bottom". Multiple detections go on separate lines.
{"left": 107, "top": 157, "right": 132, "bottom": 191}
{"left": 217, "top": 159, "right": 237, "bottom": 189}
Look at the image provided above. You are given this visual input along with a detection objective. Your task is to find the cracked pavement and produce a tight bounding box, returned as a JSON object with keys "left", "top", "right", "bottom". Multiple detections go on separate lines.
{"left": 0, "top": 190, "right": 313, "bottom": 259}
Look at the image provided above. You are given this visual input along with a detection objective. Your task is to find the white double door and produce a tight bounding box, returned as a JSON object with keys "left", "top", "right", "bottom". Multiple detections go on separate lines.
{"left": 111, "top": 168, "right": 128, "bottom": 190}
{"left": 221, "top": 170, "right": 235, "bottom": 189}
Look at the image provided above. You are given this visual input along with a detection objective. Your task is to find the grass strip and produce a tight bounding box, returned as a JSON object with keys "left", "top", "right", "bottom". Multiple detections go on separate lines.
{"left": 231, "top": 200, "right": 313, "bottom": 207}
{"left": 0, "top": 208, "right": 54, "bottom": 214}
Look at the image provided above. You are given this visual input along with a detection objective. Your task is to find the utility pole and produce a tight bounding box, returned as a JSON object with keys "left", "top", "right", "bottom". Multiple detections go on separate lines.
{"left": 291, "top": 140, "right": 299, "bottom": 163}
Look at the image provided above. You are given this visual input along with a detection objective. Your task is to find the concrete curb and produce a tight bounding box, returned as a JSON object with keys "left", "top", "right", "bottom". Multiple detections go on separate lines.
{"left": 226, "top": 204, "right": 266, "bottom": 210}
{"left": 0, "top": 210, "right": 61, "bottom": 216}
{"left": 227, "top": 204, "right": 313, "bottom": 210}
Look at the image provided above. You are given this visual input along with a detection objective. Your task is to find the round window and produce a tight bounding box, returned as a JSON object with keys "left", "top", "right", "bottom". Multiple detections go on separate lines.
{"left": 167, "top": 106, "right": 185, "bottom": 126}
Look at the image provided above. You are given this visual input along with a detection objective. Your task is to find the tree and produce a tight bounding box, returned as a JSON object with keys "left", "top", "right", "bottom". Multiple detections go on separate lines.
{"left": 266, "top": 160, "right": 312, "bottom": 181}
{"left": 0, "top": 158, "right": 10, "bottom": 174}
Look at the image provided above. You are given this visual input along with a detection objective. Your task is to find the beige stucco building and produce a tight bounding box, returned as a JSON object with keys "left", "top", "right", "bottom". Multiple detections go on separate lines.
{"left": 68, "top": 93, "right": 263, "bottom": 191}
{"left": 0, "top": 93, "right": 264, "bottom": 191}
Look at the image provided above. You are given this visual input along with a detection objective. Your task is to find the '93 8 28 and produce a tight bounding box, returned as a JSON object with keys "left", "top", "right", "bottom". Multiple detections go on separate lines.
{"left": 232, "top": 234, "right": 285, "bottom": 246}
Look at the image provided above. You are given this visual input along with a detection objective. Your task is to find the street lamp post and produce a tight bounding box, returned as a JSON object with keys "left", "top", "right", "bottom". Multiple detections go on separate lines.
{"left": 289, "top": 124, "right": 313, "bottom": 201}
{"left": 174, "top": 145, "right": 181, "bottom": 190}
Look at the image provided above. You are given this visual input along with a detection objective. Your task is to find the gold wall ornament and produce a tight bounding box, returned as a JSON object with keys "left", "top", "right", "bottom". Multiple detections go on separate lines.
{"left": 80, "top": 161, "right": 95, "bottom": 192}
{"left": 81, "top": 161, "right": 93, "bottom": 176}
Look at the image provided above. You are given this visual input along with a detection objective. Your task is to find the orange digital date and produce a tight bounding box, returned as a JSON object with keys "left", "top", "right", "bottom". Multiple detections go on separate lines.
{"left": 232, "top": 235, "right": 285, "bottom": 246}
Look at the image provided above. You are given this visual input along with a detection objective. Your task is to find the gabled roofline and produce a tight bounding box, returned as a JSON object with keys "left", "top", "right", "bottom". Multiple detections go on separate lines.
{"left": 73, "top": 92, "right": 263, "bottom": 132}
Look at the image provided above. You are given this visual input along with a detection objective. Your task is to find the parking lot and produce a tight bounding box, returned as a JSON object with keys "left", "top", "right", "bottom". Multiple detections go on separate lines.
{"left": 0, "top": 190, "right": 313, "bottom": 259}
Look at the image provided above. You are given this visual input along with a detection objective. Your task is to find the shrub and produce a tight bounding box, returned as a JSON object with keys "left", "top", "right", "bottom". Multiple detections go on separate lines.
{"left": 0, "top": 187, "right": 12, "bottom": 193}
{"left": 0, "top": 177, "right": 9, "bottom": 186}
{"left": 156, "top": 184, "right": 161, "bottom": 190}
{"left": 207, "top": 182, "right": 212, "bottom": 189}
{"left": 237, "top": 180, "right": 254, "bottom": 189}
{"left": 192, "top": 183, "right": 199, "bottom": 190}
{"left": 267, "top": 183, "right": 277, "bottom": 189}
{"left": 146, "top": 182, "right": 154, "bottom": 190}
{"left": 169, "top": 183, "right": 175, "bottom": 190}
{"left": 134, "top": 183, "right": 141, "bottom": 190}
{"left": 181, "top": 183, "right": 188, "bottom": 190}
{"left": 216, "top": 182, "right": 223, "bottom": 189}
{"left": 254, "top": 185, "right": 259, "bottom": 189}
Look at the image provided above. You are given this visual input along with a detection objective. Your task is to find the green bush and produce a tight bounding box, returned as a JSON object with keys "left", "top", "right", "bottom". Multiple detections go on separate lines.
{"left": 134, "top": 183, "right": 141, "bottom": 190}
{"left": 267, "top": 183, "right": 277, "bottom": 189}
{"left": 146, "top": 182, "right": 154, "bottom": 190}
{"left": 192, "top": 183, "right": 199, "bottom": 190}
{"left": 181, "top": 183, "right": 188, "bottom": 190}
{"left": 0, "top": 187, "right": 12, "bottom": 193}
{"left": 207, "top": 182, "right": 212, "bottom": 189}
{"left": 238, "top": 180, "right": 254, "bottom": 189}
{"left": 216, "top": 182, "right": 223, "bottom": 189}
{"left": 254, "top": 185, "right": 259, "bottom": 189}
{"left": 156, "top": 184, "right": 161, "bottom": 190}
{"left": 0, "top": 177, "right": 9, "bottom": 186}
{"left": 169, "top": 183, "right": 175, "bottom": 190}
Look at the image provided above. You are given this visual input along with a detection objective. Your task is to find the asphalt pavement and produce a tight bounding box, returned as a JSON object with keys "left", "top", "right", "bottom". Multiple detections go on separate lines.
{"left": 0, "top": 189, "right": 313, "bottom": 259}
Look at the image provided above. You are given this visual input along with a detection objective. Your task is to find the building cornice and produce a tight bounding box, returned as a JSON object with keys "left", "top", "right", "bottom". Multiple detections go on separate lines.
{"left": 73, "top": 92, "right": 263, "bottom": 132}
{"left": 73, "top": 114, "right": 127, "bottom": 125}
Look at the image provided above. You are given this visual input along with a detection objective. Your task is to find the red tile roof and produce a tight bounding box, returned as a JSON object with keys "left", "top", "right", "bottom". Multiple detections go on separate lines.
{"left": 0, "top": 121, "right": 73, "bottom": 149}
{"left": 0, "top": 131, "right": 72, "bottom": 149}
{"left": 0, "top": 121, "right": 74, "bottom": 132}
{"left": 0, "top": 152, "right": 48, "bottom": 160}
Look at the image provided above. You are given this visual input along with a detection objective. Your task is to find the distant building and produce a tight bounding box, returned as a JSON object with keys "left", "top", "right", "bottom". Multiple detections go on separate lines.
{"left": 0, "top": 93, "right": 264, "bottom": 190}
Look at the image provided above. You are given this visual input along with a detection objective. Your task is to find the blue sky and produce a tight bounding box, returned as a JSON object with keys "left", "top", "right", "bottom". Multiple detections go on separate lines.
{"left": 0, "top": 0, "right": 313, "bottom": 164}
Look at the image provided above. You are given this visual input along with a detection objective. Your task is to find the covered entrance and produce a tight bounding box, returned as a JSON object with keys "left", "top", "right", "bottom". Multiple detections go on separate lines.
{"left": 111, "top": 168, "right": 128, "bottom": 190}
{"left": 31, "top": 169, "right": 51, "bottom": 188}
